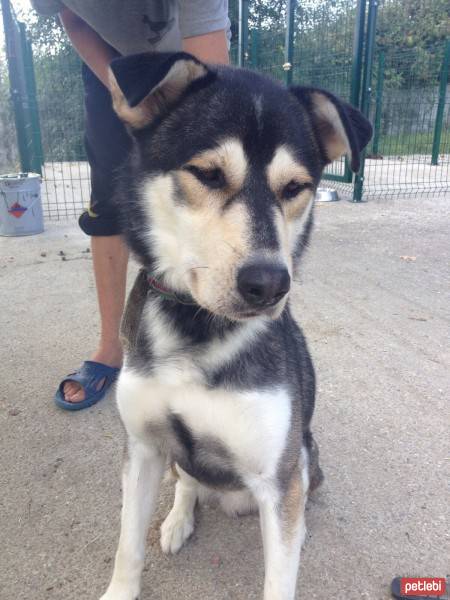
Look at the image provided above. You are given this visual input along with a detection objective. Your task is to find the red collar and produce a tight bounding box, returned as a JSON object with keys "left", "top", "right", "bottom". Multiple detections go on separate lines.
{"left": 147, "top": 274, "right": 197, "bottom": 305}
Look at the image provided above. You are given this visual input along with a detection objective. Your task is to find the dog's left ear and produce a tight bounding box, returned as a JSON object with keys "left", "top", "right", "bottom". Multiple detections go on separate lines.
{"left": 290, "top": 87, "right": 372, "bottom": 172}
{"left": 109, "top": 52, "right": 211, "bottom": 129}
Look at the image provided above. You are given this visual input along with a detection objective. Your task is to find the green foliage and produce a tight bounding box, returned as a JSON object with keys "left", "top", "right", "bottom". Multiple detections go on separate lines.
{"left": 377, "top": 0, "right": 449, "bottom": 89}
{"left": 0, "top": 59, "right": 19, "bottom": 172}
{"left": 4, "top": 0, "right": 447, "bottom": 167}
{"left": 230, "top": 0, "right": 447, "bottom": 92}
{"left": 377, "top": 0, "right": 449, "bottom": 52}
{"left": 17, "top": 11, "right": 85, "bottom": 162}
{"left": 23, "top": 12, "right": 71, "bottom": 56}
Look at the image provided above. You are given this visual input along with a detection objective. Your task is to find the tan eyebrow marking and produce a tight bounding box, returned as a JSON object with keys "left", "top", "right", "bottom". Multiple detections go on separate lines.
{"left": 283, "top": 193, "right": 313, "bottom": 221}
{"left": 266, "top": 145, "right": 313, "bottom": 194}
{"left": 184, "top": 138, "right": 247, "bottom": 191}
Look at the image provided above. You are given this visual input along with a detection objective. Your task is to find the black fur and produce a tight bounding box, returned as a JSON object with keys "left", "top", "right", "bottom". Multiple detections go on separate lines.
{"left": 170, "top": 414, "right": 243, "bottom": 489}
{"left": 110, "top": 52, "right": 209, "bottom": 107}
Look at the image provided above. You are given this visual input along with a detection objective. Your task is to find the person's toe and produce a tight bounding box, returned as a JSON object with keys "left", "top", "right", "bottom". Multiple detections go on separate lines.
{"left": 63, "top": 381, "right": 85, "bottom": 403}
{"left": 63, "top": 377, "right": 106, "bottom": 403}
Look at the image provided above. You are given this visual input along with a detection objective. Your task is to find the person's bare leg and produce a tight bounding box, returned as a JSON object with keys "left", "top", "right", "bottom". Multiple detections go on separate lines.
{"left": 64, "top": 235, "right": 128, "bottom": 402}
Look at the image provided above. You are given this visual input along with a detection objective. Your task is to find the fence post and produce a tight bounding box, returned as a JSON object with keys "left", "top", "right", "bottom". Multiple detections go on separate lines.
{"left": 372, "top": 50, "right": 385, "bottom": 155}
{"left": 344, "top": 0, "right": 366, "bottom": 186}
{"left": 431, "top": 41, "right": 450, "bottom": 166}
{"left": 353, "top": 0, "right": 378, "bottom": 202}
{"left": 350, "top": 0, "right": 367, "bottom": 109}
{"left": 251, "top": 27, "right": 260, "bottom": 69}
{"left": 19, "top": 22, "right": 44, "bottom": 174}
{"left": 283, "top": 0, "right": 296, "bottom": 85}
{"left": 1, "top": 0, "right": 31, "bottom": 172}
{"left": 238, "top": 0, "right": 249, "bottom": 67}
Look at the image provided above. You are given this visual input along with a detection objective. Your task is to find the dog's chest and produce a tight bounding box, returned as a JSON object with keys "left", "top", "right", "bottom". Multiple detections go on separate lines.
{"left": 117, "top": 364, "right": 292, "bottom": 486}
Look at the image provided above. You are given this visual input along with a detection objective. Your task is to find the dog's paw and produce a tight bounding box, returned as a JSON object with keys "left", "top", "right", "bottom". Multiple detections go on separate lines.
{"left": 99, "top": 584, "right": 139, "bottom": 600}
{"left": 160, "top": 507, "right": 194, "bottom": 554}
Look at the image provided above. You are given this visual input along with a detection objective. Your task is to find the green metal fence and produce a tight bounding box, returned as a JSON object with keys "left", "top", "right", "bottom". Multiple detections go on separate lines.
{"left": 0, "top": 0, "right": 90, "bottom": 219}
{"left": 1, "top": 0, "right": 449, "bottom": 220}
{"left": 364, "top": 41, "right": 450, "bottom": 198}
{"left": 30, "top": 45, "right": 90, "bottom": 220}
{"left": 1, "top": 0, "right": 43, "bottom": 175}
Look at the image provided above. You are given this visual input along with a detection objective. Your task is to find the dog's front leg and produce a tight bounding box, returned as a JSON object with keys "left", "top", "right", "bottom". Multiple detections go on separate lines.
{"left": 100, "top": 437, "right": 165, "bottom": 600}
{"left": 254, "top": 469, "right": 307, "bottom": 600}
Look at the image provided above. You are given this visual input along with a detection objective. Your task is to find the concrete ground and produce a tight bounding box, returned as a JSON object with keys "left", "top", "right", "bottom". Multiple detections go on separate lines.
{"left": 1, "top": 194, "right": 449, "bottom": 600}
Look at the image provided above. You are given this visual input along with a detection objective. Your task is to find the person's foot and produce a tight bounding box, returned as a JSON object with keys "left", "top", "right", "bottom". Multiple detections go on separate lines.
{"left": 63, "top": 344, "right": 123, "bottom": 403}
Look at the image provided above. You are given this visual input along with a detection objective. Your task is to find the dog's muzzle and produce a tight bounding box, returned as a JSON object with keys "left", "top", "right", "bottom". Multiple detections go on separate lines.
{"left": 237, "top": 262, "right": 291, "bottom": 309}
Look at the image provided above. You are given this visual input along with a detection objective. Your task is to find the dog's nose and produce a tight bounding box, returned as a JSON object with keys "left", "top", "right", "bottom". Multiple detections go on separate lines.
{"left": 237, "top": 263, "right": 291, "bottom": 307}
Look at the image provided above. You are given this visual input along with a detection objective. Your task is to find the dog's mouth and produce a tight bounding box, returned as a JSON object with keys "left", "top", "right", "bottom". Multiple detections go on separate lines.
{"left": 224, "top": 294, "right": 289, "bottom": 321}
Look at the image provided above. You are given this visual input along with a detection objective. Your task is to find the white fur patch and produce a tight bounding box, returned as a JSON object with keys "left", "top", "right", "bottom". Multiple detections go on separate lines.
{"left": 288, "top": 196, "right": 314, "bottom": 254}
{"left": 117, "top": 368, "right": 292, "bottom": 481}
{"left": 141, "top": 174, "right": 192, "bottom": 292}
{"left": 300, "top": 445, "right": 310, "bottom": 500}
{"left": 273, "top": 195, "right": 314, "bottom": 263}
{"left": 143, "top": 297, "right": 184, "bottom": 358}
{"left": 199, "top": 318, "right": 268, "bottom": 371}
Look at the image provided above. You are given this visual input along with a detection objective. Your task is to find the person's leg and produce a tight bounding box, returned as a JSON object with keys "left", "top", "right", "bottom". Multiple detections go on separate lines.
{"left": 63, "top": 235, "right": 128, "bottom": 402}
{"left": 61, "top": 61, "right": 130, "bottom": 404}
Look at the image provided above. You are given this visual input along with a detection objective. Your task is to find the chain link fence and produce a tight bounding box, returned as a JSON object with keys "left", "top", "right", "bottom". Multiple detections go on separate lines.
{"left": 32, "top": 47, "right": 90, "bottom": 220}
{"left": 1, "top": 0, "right": 449, "bottom": 221}
{"left": 364, "top": 42, "right": 450, "bottom": 198}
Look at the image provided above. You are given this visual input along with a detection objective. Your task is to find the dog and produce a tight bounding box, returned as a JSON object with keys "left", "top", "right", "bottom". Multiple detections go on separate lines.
{"left": 99, "top": 52, "right": 372, "bottom": 600}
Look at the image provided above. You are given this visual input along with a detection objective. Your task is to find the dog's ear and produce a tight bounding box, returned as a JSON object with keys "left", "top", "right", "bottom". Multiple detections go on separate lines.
{"left": 109, "top": 52, "right": 211, "bottom": 129}
{"left": 290, "top": 87, "right": 372, "bottom": 172}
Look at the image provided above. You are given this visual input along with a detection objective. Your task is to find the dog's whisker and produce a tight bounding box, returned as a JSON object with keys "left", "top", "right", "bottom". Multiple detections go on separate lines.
{"left": 187, "top": 266, "right": 209, "bottom": 271}
{"left": 222, "top": 240, "right": 244, "bottom": 258}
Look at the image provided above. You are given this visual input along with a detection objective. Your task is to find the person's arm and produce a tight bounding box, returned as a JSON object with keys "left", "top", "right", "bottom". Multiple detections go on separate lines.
{"left": 183, "top": 29, "right": 229, "bottom": 65}
{"left": 59, "top": 7, "right": 116, "bottom": 87}
{"left": 60, "top": 6, "right": 229, "bottom": 89}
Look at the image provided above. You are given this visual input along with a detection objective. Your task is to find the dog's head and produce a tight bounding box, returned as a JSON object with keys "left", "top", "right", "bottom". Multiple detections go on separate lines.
{"left": 110, "top": 52, "right": 372, "bottom": 321}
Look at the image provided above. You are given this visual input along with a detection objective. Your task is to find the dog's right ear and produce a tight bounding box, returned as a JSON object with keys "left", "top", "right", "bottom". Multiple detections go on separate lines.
{"left": 290, "top": 86, "right": 372, "bottom": 172}
{"left": 109, "top": 52, "right": 211, "bottom": 129}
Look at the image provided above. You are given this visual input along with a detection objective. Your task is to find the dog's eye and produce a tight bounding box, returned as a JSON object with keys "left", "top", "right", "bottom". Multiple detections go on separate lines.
{"left": 184, "top": 165, "right": 226, "bottom": 189}
{"left": 281, "top": 180, "right": 310, "bottom": 200}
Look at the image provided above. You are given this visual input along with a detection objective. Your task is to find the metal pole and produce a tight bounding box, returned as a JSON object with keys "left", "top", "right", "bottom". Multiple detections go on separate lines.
{"left": 350, "top": 0, "right": 367, "bottom": 108}
{"left": 1, "top": 0, "right": 31, "bottom": 172}
{"left": 19, "top": 22, "right": 44, "bottom": 174}
{"left": 353, "top": 0, "right": 378, "bottom": 202}
{"left": 372, "top": 50, "right": 385, "bottom": 155}
{"left": 251, "top": 27, "right": 260, "bottom": 69}
{"left": 284, "top": 0, "right": 296, "bottom": 85}
{"left": 343, "top": 0, "right": 367, "bottom": 184}
{"left": 431, "top": 41, "right": 450, "bottom": 166}
{"left": 238, "top": 0, "right": 249, "bottom": 68}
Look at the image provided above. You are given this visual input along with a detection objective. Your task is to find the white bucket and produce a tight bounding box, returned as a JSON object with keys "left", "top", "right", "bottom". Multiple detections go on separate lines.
{"left": 0, "top": 173, "right": 44, "bottom": 236}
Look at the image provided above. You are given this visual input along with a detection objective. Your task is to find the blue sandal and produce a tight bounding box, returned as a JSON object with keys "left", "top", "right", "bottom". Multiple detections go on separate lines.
{"left": 54, "top": 361, "right": 120, "bottom": 411}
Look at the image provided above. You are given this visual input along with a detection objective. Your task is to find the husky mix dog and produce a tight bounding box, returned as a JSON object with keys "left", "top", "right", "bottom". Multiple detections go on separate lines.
{"left": 100, "top": 52, "right": 372, "bottom": 600}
